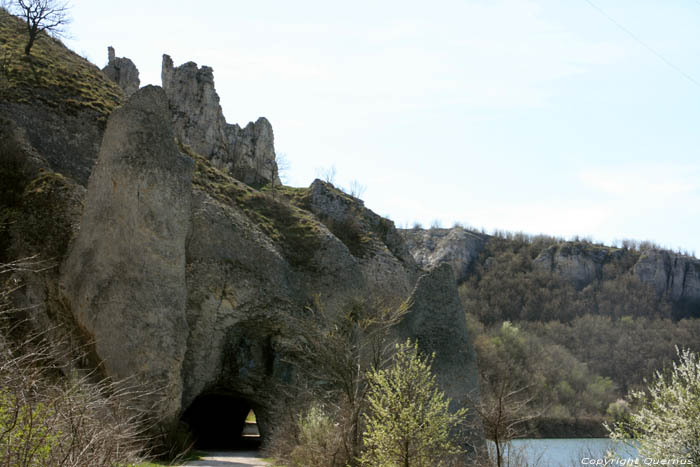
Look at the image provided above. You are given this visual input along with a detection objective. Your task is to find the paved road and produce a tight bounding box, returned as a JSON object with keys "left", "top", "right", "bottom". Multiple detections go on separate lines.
{"left": 182, "top": 451, "right": 270, "bottom": 466}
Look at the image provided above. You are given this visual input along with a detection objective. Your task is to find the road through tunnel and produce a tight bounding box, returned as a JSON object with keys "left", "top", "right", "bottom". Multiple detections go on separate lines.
{"left": 181, "top": 393, "right": 263, "bottom": 450}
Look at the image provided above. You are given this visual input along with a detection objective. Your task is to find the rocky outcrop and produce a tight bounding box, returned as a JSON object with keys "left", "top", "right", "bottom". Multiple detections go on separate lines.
{"left": 0, "top": 102, "right": 110, "bottom": 186}
{"left": 393, "top": 263, "right": 483, "bottom": 452}
{"left": 102, "top": 47, "right": 140, "bottom": 97}
{"left": 308, "top": 180, "right": 416, "bottom": 266}
{"left": 50, "top": 85, "right": 478, "bottom": 445}
{"left": 533, "top": 243, "right": 613, "bottom": 289}
{"left": 179, "top": 177, "right": 421, "bottom": 437}
{"left": 161, "top": 55, "right": 279, "bottom": 187}
{"left": 61, "top": 86, "right": 193, "bottom": 422}
{"left": 633, "top": 250, "right": 700, "bottom": 304}
{"left": 1, "top": 23, "right": 483, "bottom": 448}
{"left": 226, "top": 117, "right": 278, "bottom": 187}
{"left": 403, "top": 228, "right": 700, "bottom": 317}
{"left": 401, "top": 227, "right": 487, "bottom": 282}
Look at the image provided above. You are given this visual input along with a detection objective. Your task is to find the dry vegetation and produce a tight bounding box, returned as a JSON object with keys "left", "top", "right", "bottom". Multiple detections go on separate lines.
{"left": 0, "top": 257, "right": 157, "bottom": 466}
{"left": 0, "top": 8, "right": 123, "bottom": 119}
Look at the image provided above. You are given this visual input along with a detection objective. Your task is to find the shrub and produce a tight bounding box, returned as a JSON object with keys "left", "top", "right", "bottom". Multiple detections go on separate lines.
{"left": 0, "top": 257, "right": 154, "bottom": 466}
{"left": 607, "top": 347, "right": 700, "bottom": 463}
{"left": 359, "top": 340, "right": 466, "bottom": 467}
{"left": 288, "top": 404, "right": 345, "bottom": 467}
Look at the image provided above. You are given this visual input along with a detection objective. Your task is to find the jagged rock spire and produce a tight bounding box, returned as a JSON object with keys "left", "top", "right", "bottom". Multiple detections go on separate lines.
{"left": 101, "top": 46, "right": 140, "bottom": 97}
{"left": 161, "top": 54, "right": 279, "bottom": 187}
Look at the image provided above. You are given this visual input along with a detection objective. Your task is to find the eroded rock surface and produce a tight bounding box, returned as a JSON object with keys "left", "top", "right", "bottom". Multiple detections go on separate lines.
{"left": 533, "top": 243, "right": 611, "bottom": 289}
{"left": 401, "top": 227, "right": 487, "bottom": 282}
{"left": 102, "top": 46, "right": 140, "bottom": 97}
{"left": 393, "top": 263, "right": 483, "bottom": 452}
{"left": 161, "top": 55, "right": 278, "bottom": 187}
{"left": 633, "top": 249, "right": 700, "bottom": 303}
{"left": 61, "top": 86, "right": 193, "bottom": 422}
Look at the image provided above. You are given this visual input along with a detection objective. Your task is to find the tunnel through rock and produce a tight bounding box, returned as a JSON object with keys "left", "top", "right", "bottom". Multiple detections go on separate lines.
{"left": 182, "top": 393, "right": 262, "bottom": 450}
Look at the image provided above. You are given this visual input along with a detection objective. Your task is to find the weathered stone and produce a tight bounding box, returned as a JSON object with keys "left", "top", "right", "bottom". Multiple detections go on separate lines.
{"left": 223, "top": 117, "right": 277, "bottom": 186}
{"left": 0, "top": 102, "right": 107, "bottom": 186}
{"left": 162, "top": 55, "right": 279, "bottom": 187}
{"left": 401, "top": 227, "right": 487, "bottom": 282}
{"left": 633, "top": 249, "right": 700, "bottom": 303}
{"left": 392, "top": 263, "right": 483, "bottom": 453}
{"left": 533, "top": 243, "right": 608, "bottom": 289}
{"left": 60, "top": 86, "right": 193, "bottom": 423}
{"left": 102, "top": 46, "right": 140, "bottom": 97}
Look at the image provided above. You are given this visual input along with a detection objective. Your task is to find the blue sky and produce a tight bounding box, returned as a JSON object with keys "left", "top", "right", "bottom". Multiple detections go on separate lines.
{"left": 64, "top": 0, "right": 700, "bottom": 254}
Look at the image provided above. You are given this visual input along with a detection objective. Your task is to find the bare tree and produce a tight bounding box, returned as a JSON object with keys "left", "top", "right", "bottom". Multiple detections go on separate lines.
{"left": 316, "top": 165, "right": 336, "bottom": 185}
{"left": 269, "top": 297, "right": 410, "bottom": 466}
{"left": 9, "top": 0, "right": 71, "bottom": 55}
{"left": 470, "top": 380, "right": 536, "bottom": 467}
{"left": 348, "top": 180, "right": 366, "bottom": 200}
{"left": 275, "top": 152, "right": 290, "bottom": 185}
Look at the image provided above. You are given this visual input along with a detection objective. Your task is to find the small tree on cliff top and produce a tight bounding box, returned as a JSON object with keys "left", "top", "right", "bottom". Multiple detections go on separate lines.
{"left": 359, "top": 340, "right": 466, "bottom": 467}
{"left": 8, "top": 0, "right": 71, "bottom": 55}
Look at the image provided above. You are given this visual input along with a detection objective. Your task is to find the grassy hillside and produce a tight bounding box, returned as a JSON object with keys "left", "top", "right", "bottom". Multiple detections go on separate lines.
{"left": 0, "top": 8, "right": 123, "bottom": 119}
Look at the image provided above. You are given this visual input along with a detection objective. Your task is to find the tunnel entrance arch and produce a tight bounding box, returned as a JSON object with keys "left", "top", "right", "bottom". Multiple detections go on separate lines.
{"left": 181, "top": 393, "right": 262, "bottom": 450}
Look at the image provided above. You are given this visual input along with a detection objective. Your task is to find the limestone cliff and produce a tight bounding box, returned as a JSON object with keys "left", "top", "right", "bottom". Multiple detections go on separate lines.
{"left": 633, "top": 249, "right": 700, "bottom": 306}
{"left": 393, "top": 263, "right": 482, "bottom": 451}
{"left": 61, "top": 86, "right": 193, "bottom": 422}
{"left": 162, "top": 54, "right": 279, "bottom": 187}
{"left": 49, "top": 84, "right": 478, "bottom": 443}
{"left": 402, "top": 227, "right": 700, "bottom": 316}
{"left": 1, "top": 31, "right": 482, "bottom": 446}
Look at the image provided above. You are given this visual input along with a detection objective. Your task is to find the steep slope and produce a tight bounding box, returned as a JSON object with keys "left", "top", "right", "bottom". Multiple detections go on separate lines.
{"left": 0, "top": 9, "right": 123, "bottom": 186}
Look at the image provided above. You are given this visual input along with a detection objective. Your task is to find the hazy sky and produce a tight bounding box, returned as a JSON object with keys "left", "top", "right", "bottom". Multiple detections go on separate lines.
{"left": 64, "top": 0, "right": 700, "bottom": 254}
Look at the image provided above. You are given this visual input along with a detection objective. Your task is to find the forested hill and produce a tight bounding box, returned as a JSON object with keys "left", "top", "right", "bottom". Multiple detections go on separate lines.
{"left": 401, "top": 227, "right": 700, "bottom": 436}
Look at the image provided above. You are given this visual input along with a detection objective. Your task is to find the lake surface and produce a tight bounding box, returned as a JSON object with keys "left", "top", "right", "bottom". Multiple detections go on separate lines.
{"left": 487, "top": 438, "right": 639, "bottom": 467}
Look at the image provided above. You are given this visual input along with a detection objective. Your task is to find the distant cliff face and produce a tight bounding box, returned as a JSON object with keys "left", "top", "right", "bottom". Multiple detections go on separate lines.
{"left": 633, "top": 249, "right": 700, "bottom": 305}
{"left": 402, "top": 227, "right": 700, "bottom": 316}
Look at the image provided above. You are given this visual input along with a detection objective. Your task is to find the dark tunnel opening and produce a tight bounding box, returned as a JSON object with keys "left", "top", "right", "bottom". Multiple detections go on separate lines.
{"left": 181, "top": 393, "right": 262, "bottom": 450}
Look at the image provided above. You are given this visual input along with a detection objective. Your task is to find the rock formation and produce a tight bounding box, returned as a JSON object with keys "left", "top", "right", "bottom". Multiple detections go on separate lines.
{"left": 45, "top": 83, "right": 479, "bottom": 446}
{"left": 102, "top": 46, "right": 140, "bottom": 97}
{"left": 403, "top": 227, "right": 700, "bottom": 314}
{"left": 393, "top": 263, "right": 483, "bottom": 451}
{"left": 402, "top": 227, "right": 487, "bottom": 282}
{"left": 61, "top": 86, "right": 193, "bottom": 422}
{"left": 161, "top": 54, "right": 279, "bottom": 187}
{"left": 634, "top": 249, "right": 700, "bottom": 304}
{"left": 533, "top": 243, "right": 611, "bottom": 289}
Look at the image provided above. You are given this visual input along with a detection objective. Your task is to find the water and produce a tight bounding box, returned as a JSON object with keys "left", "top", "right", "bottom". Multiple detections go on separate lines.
{"left": 487, "top": 438, "right": 639, "bottom": 467}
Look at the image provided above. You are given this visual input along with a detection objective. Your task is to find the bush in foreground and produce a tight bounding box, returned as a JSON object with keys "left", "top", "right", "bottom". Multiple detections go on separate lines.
{"left": 607, "top": 347, "right": 700, "bottom": 463}
{"left": 359, "top": 340, "right": 466, "bottom": 467}
{"left": 0, "top": 258, "right": 153, "bottom": 466}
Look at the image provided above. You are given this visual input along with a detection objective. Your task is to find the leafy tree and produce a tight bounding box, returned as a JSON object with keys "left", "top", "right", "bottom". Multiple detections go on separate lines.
{"left": 607, "top": 347, "right": 700, "bottom": 463}
{"left": 8, "top": 0, "right": 70, "bottom": 55}
{"left": 359, "top": 340, "right": 466, "bottom": 467}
